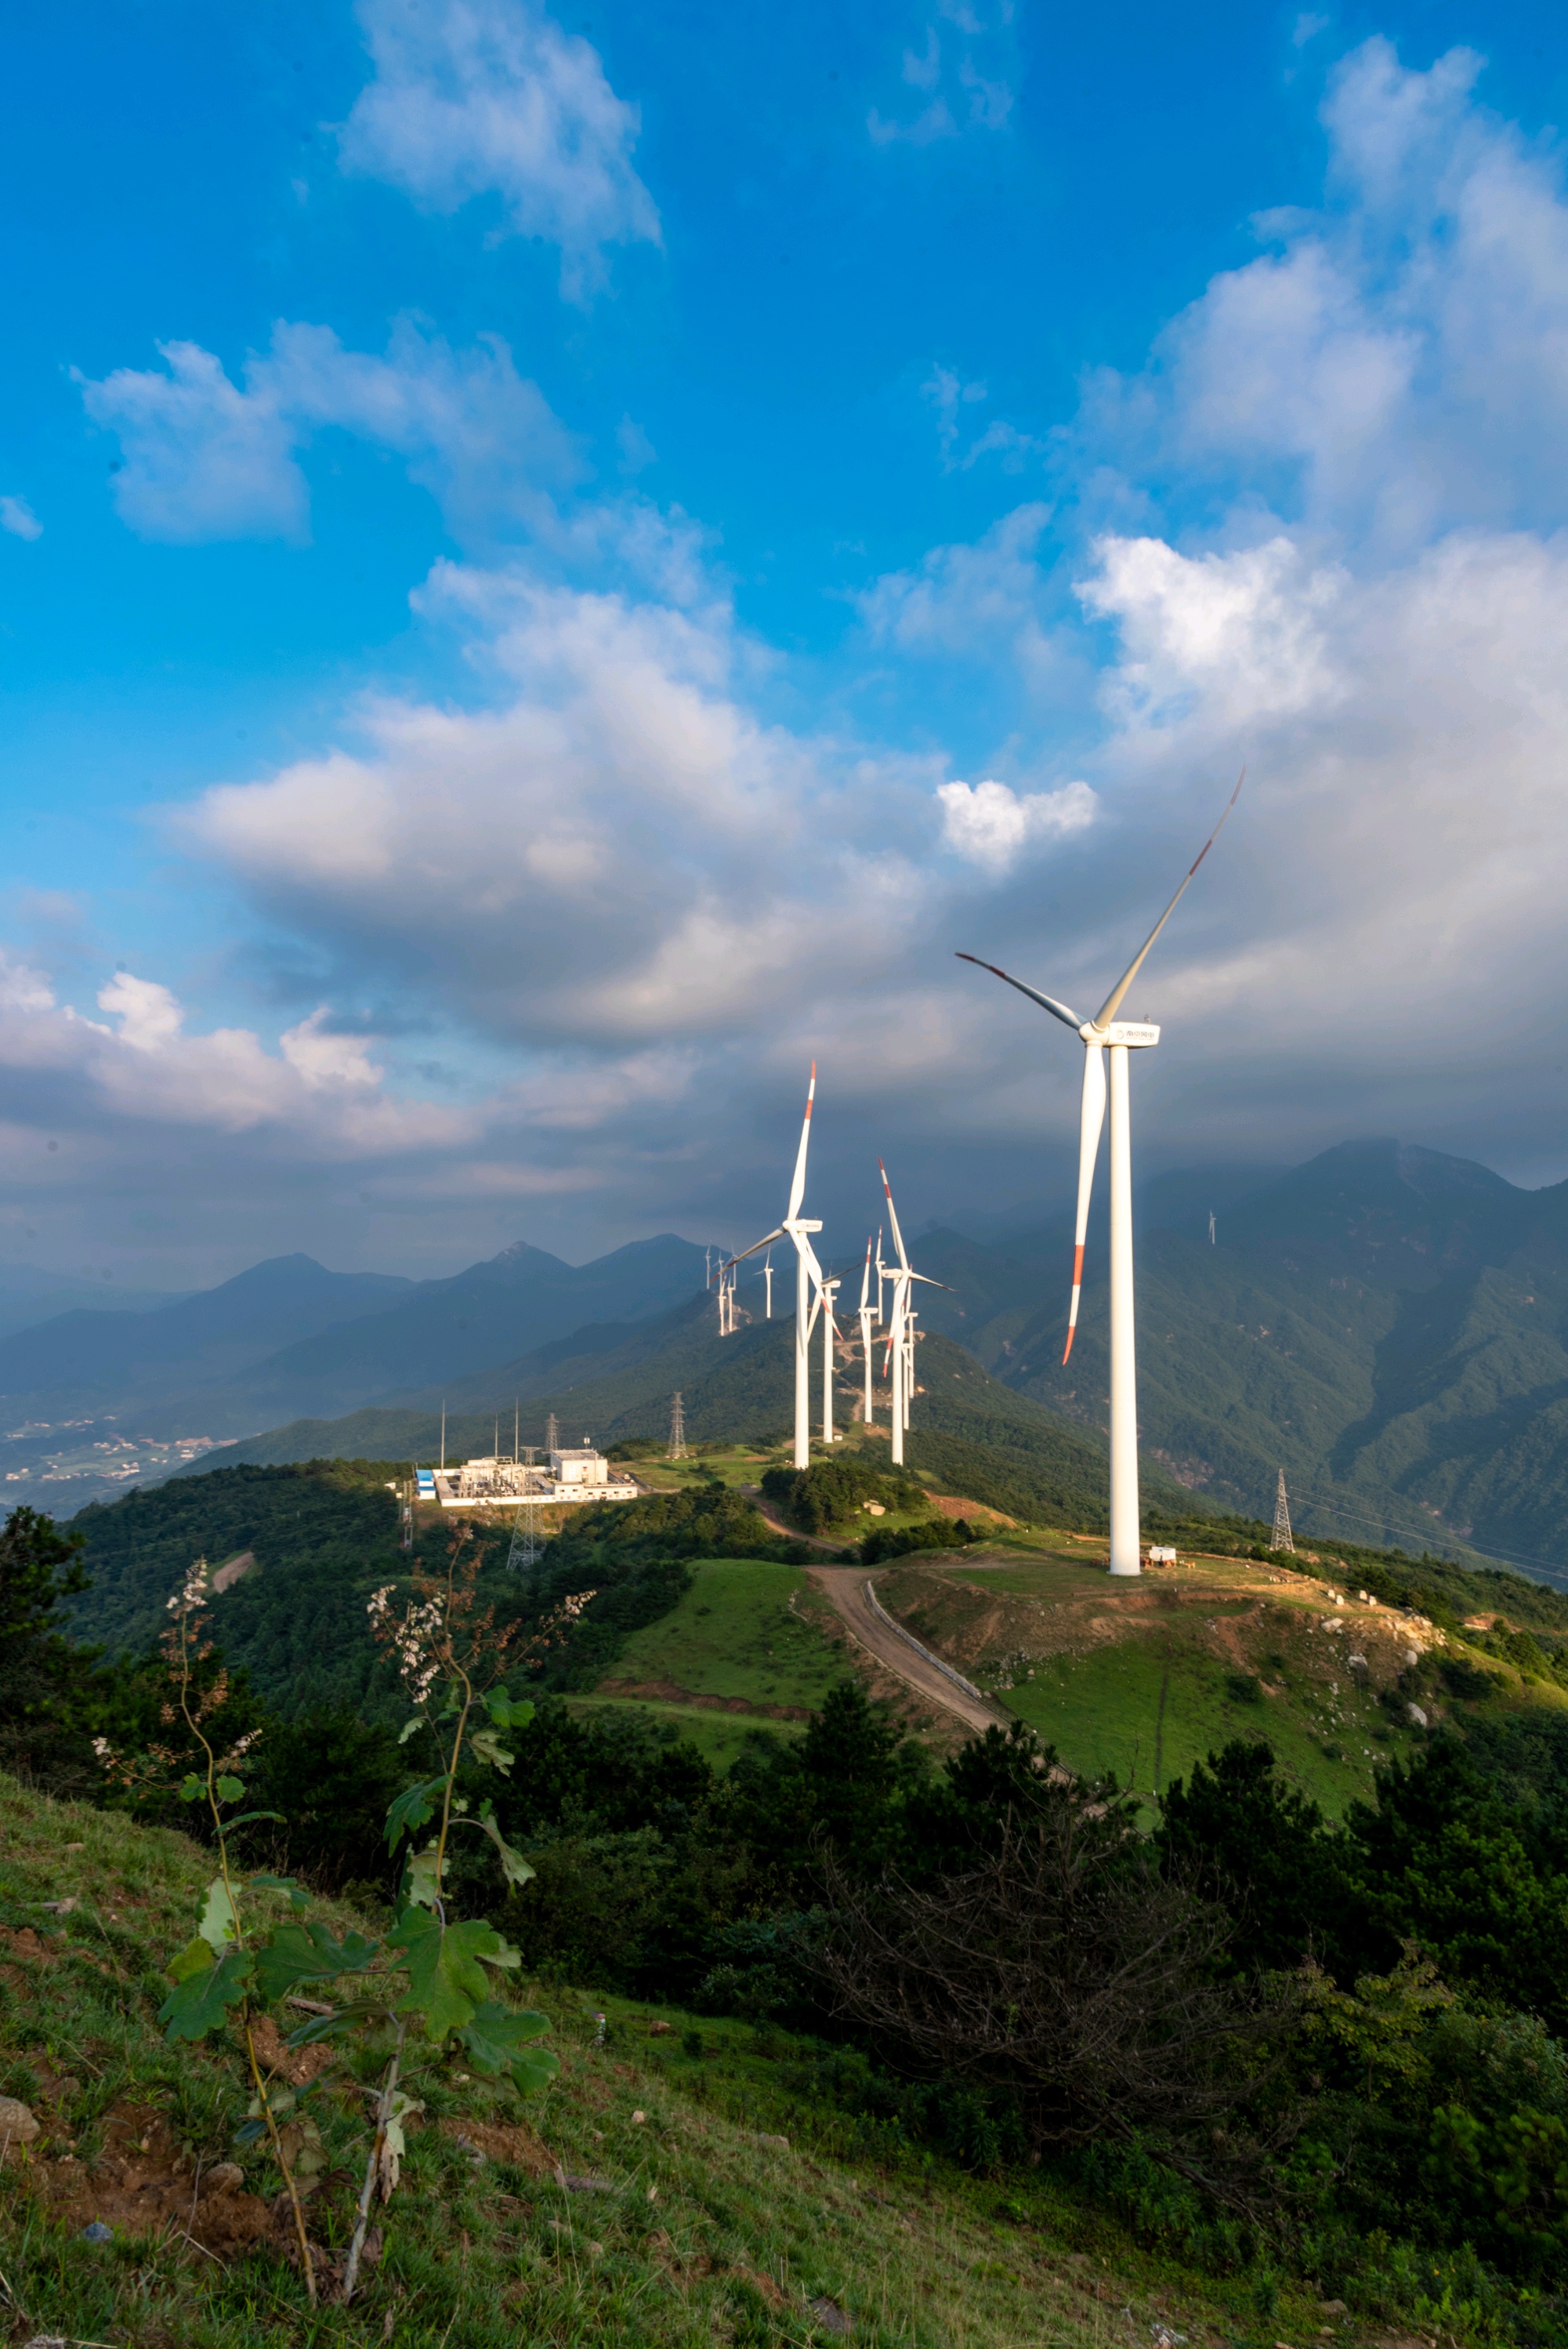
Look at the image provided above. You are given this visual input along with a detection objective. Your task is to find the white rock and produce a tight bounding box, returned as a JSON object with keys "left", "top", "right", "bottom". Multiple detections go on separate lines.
{"left": 1407, "top": 1702, "right": 1429, "bottom": 1727}
{"left": 0, "top": 2099, "right": 38, "bottom": 2161}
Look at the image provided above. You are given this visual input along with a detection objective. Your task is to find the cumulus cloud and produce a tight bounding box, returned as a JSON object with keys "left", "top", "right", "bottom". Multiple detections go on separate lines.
{"left": 341, "top": 0, "right": 661, "bottom": 301}
{"left": 937, "top": 778, "right": 1096, "bottom": 870}
{"left": 179, "top": 564, "right": 939, "bottom": 1052}
{"left": 78, "top": 317, "right": 578, "bottom": 546}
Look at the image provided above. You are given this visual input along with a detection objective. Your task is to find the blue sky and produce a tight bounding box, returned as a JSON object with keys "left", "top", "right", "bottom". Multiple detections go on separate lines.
{"left": 3, "top": 0, "right": 1568, "bottom": 1285}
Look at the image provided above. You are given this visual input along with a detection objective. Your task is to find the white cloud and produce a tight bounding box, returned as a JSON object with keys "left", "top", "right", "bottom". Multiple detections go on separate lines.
{"left": 860, "top": 503, "right": 1054, "bottom": 666}
{"left": 179, "top": 563, "right": 938, "bottom": 1051}
{"left": 78, "top": 343, "right": 308, "bottom": 542}
{"left": 0, "top": 496, "right": 42, "bottom": 542}
{"left": 869, "top": 2, "right": 1015, "bottom": 146}
{"left": 1077, "top": 535, "right": 1346, "bottom": 732}
{"left": 341, "top": 0, "right": 661, "bottom": 302}
{"left": 937, "top": 778, "right": 1096, "bottom": 870}
{"left": 77, "top": 317, "right": 578, "bottom": 546}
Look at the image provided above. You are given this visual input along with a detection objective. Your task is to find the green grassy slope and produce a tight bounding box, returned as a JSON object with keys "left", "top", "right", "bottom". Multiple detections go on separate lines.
{"left": 598, "top": 1556, "right": 847, "bottom": 1713}
{"left": 875, "top": 1539, "right": 1568, "bottom": 1818}
{"left": 0, "top": 1773, "right": 1320, "bottom": 2349}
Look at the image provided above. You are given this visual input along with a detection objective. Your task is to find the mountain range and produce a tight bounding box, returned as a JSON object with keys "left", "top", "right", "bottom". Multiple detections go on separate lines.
{"left": 918, "top": 1139, "right": 1568, "bottom": 1579}
{"left": 7, "top": 1136, "right": 1568, "bottom": 1582}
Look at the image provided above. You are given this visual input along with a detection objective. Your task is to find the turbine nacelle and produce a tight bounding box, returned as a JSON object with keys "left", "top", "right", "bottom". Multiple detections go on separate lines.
{"left": 1085, "top": 1020, "right": 1161, "bottom": 1049}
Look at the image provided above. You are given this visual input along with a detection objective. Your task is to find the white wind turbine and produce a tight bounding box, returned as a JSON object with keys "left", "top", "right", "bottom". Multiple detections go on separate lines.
{"left": 857, "top": 1237, "right": 877, "bottom": 1427}
{"left": 957, "top": 778, "right": 1242, "bottom": 1575}
{"left": 878, "top": 1162, "right": 950, "bottom": 1466}
{"left": 807, "top": 1270, "right": 843, "bottom": 1445}
{"left": 722, "top": 1064, "right": 826, "bottom": 1470}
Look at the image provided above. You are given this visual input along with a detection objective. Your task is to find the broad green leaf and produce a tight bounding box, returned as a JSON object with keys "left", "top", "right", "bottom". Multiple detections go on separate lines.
{"left": 197, "top": 1877, "right": 240, "bottom": 1952}
{"left": 159, "top": 1945, "right": 254, "bottom": 2042}
{"left": 484, "top": 1689, "right": 535, "bottom": 1732}
{"left": 219, "top": 1809, "right": 287, "bottom": 1833}
{"left": 404, "top": 1845, "right": 442, "bottom": 1910}
{"left": 388, "top": 1912, "right": 520, "bottom": 2041}
{"left": 478, "top": 1810, "right": 534, "bottom": 1889}
{"left": 385, "top": 1776, "right": 446, "bottom": 1854}
{"left": 469, "top": 1728, "right": 515, "bottom": 1774}
{"left": 215, "top": 1775, "right": 245, "bottom": 1802}
{"left": 397, "top": 1715, "right": 425, "bottom": 1745}
{"left": 246, "top": 1872, "right": 310, "bottom": 1912}
{"left": 252, "top": 1920, "right": 382, "bottom": 2003}
{"left": 179, "top": 1773, "right": 205, "bottom": 1803}
{"left": 284, "top": 1998, "right": 395, "bottom": 2049}
{"left": 459, "top": 1997, "right": 556, "bottom": 2090}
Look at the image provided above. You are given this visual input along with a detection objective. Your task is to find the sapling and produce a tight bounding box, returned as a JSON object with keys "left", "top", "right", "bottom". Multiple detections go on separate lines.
{"left": 98, "top": 1533, "right": 593, "bottom": 2307}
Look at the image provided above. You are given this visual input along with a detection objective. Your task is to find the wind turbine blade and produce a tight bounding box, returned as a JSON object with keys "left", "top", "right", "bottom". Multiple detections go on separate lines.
{"left": 955, "top": 955, "right": 1081, "bottom": 1030}
{"left": 907, "top": 1271, "right": 954, "bottom": 1290}
{"left": 1063, "top": 1042, "right": 1106, "bottom": 1365}
{"left": 1092, "top": 768, "right": 1244, "bottom": 1029}
{"left": 722, "top": 1227, "right": 784, "bottom": 1271}
{"left": 786, "top": 1062, "right": 817, "bottom": 1220}
{"left": 859, "top": 1236, "right": 872, "bottom": 1311}
{"left": 878, "top": 1159, "right": 911, "bottom": 1273}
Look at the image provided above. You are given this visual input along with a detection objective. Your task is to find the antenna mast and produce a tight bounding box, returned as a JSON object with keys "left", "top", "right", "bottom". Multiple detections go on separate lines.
{"left": 1270, "top": 1467, "right": 1295, "bottom": 1554}
{"left": 668, "top": 1390, "right": 687, "bottom": 1460}
{"left": 507, "top": 1445, "right": 541, "bottom": 1571}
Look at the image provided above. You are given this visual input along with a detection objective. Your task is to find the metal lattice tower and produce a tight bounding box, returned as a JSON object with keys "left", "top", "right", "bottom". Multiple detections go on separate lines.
{"left": 545, "top": 1412, "right": 559, "bottom": 1455}
{"left": 1270, "top": 1467, "right": 1295, "bottom": 1553}
{"left": 507, "top": 1447, "right": 541, "bottom": 1571}
{"left": 400, "top": 1474, "right": 414, "bottom": 1551}
{"left": 668, "top": 1390, "right": 687, "bottom": 1459}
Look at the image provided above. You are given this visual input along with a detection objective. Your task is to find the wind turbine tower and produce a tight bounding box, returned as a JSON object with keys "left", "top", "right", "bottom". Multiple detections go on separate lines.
{"left": 1208, "top": 1211, "right": 1216, "bottom": 1245}
{"left": 958, "top": 774, "right": 1242, "bottom": 1575}
{"left": 721, "top": 1065, "right": 826, "bottom": 1470}
{"left": 857, "top": 1237, "right": 876, "bottom": 1426}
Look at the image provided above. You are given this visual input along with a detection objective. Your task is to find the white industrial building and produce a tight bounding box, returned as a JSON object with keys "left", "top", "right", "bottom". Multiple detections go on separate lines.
{"left": 427, "top": 1445, "right": 640, "bottom": 1510}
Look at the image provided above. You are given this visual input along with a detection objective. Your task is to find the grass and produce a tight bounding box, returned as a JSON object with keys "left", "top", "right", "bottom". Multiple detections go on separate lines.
{"left": 0, "top": 1771, "right": 1353, "bottom": 2349}
{"left": 598, "top": 1557, "right": 850, "bottom": 1720}
{"left": 876, "top": 1542, "right": 1568, "bottom": 1818}
{"left": 563, "top": 1695, "right": 803, "bottom": 1770}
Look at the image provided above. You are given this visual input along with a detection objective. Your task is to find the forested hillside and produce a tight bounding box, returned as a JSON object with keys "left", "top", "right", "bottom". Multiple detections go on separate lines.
{"left": 918, "top": 1140, "right": 1568, "bottom": 1579}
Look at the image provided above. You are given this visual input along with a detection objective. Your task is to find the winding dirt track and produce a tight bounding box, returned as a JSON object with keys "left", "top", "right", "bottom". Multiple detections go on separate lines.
{"left": 805, "top": 1566, "right": 1008, "bottom": 1738}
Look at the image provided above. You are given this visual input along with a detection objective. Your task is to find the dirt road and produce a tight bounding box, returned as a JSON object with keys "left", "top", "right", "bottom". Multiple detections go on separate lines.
{"left": 806, "top": 1565, "right": 1007, "bottom": 1738}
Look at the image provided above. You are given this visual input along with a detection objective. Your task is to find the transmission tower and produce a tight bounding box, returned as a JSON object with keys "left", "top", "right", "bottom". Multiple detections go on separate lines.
{"left": 668, "top": 1390, "right": 687, "bottom": 1459}
{"left": 507, "top": 1447, "right": 541, "bottom": 1571}
{"left": 1270, "top": 1467, "right": 1295, "bottom": 1553}
{"left": 545, "top": 1411, "right": 559, "bottom": 1455}
{"left": 400, "top": 1474, "right": 414, "bottom": 1551}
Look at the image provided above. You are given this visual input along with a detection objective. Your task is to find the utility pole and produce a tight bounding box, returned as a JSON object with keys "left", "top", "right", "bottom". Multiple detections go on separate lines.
{"left": 668, "top": 1390, "right": 687, "bottom": 1459}
{"left": 1270, "top": 1467, "right": 1295, "bottom": 1553}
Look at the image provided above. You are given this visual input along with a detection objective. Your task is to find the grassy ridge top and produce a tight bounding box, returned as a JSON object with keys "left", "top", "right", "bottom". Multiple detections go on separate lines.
{"left": 0, "top": 1771, "right": 1319, "bottom": 2349}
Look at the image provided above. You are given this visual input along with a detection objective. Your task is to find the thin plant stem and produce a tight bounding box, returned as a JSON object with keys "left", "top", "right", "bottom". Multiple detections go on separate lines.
{"left": 342, "top": 2017, "right": 407, "bottom": 2306}
{"left": 173, "top": 1579, "right": 317, "bottom": 2307}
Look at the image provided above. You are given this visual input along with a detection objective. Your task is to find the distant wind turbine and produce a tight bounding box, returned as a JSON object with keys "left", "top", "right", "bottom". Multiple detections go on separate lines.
{"left": 957, "top": 774, "right": 1242, "bottom": 1575}
{"left": 722, "top": 1064, "right": 826, "bottom": 1470}
{"left": 878, "top": 1162, "right": 951, "bottom": 1466}
{"left": 857, "top": 1237, "right": 876, "bottom": 1427}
